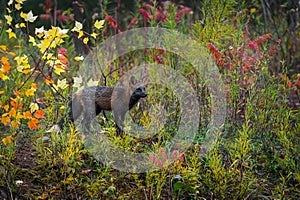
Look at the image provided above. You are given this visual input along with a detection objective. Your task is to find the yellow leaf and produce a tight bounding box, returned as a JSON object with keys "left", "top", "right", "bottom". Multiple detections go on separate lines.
{"left": 250, "top": 8, "right": 256, "bottom": 13}
{"left": 83, "top": 37, "right": 89, "bottom": 44}
{"left": 30, "top": 103, "right": 39, "bottom": 113}
{"left": 91, "top": 32, "right": 98, "bottom": 39}
{"left": 74, "top": 56, "right": 84, "bottom": 62}
{"left": 46, "top": 53, "right": 54, "bottom": 60}
{"left": 0, "top": 71, "right": 9, "bottom": 80}
{"left": 6, "top": 8, "right": 12, "bottom": 14}
{"left": 29, "top": 36, "right": 36, "bottom": 46}
{"left": 0, "top": 90, "right": 4, "bottom": 94}
{"left": 37, "top": 38, "right": 51, "bottom": 52}
{"left": 77, "top": 30, "right": 83, "bottom": 39}
{"left": 16, "top": 112, "right": 24, "bottom": 120}
{"left": 15, "top": 3, "right": 22, "bottom": 10}
{"left": 9, "top": 32, "right": 16, "bottom": 39}
{"left": 54, "top": 66, "right": 65, "bottom": 75}
{"left": 58, "top": 79, "right": 68, "bottom": 89}
{"left": 20, "top": 23, "right": 26, "bottom": 28}
{"left": 71, "top": 21, "right": 83, "bottom": 32}
{"left": 17, "top": 65, "right": 24, "bottom": 72}
{"left": 54, "top": 79, "right": 68, "bottom": 90}
{"left": 20, "top": 12, "right": 27, "bottom": 19}
{"left": 94, "top": 19, "right": 105, "bottom": 29}
{"left": 25, "top": 88, "right": 36, "bottom": 97}
{"left": 15, "top": 56, "right": 22, "bottom": 65}
{"left": 6, "top": 28, "right": 16, "bottom": 39}
{"left": 16, "top": 0, "right": 26, "bottom": 4}
{"left": 4, "top": 15, "right": 12, "bottom": 26}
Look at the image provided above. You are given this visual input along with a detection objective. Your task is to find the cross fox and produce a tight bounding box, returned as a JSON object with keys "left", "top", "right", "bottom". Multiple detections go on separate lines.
{"left": 55, "top": 78, "right": 147, "bottom": 135}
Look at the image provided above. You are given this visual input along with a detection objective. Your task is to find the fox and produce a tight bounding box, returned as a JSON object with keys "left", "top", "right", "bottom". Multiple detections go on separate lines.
{"left": 53, "top": 77, "right": 147, "bottom": 135}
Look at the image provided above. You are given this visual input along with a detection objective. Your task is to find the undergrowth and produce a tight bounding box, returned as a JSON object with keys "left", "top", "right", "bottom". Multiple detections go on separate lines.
{"left": 0, "top": 0, "right": 299, "bottom": 199}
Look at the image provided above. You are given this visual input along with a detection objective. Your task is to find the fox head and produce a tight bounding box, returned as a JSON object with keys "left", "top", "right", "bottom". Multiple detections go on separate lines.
{"left": 128, "top": 85, "right": 147, "bottom": 109}
{"left": 111, "top": 76, "right": 147, "bottom": 111}
{"left": 132, "top": 85, "right": 147, "bottom": 98}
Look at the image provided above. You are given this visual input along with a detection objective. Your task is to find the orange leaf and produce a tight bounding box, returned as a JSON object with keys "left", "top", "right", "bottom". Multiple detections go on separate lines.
{"left": 58, "top": 54, "right": 69, "bottom": 65}
{"left": 10, "top": 98, "right": 23, "bottom": 110}
{"left": 11, "top": 120, "right": 21, "bottom": 129}
{"left": 1, "top": 113, "right": 10, "bottom": 126}
{"left": 0, "top": 45, "right": 8, "bottom": 51}
{"left": 34, "top": 110, "right": 45, "bottom": 119}
{"left": 2, "top": 135, "right": 14, "bottom": 146}
{"left": 7, "top": 51, "right": 15, "bottom": 56}
{"left": 23, "top": 111, "right": 32, "bottom": 119}
{"left": 31, "top": 83, "right": 37, "bottom": 89}
{"left": 14, "top": 90, "right": 20, "bottom": 96}
{"left": 28, "top": 118, "right": 39, "bottom": 130}
{"left": 4, "top": 105, "right": 9, "bottom": 111}
{"left": 22, "top": 69, "right": 31, "bottom": 74}
{"left": 2, "top": 63, "right": 11, "bottom": 74}
{"left": 9, "top": 109, "right": 16, "bottom": 117}
{"left": 45, "top": 76, "right": 54, "bottom": 85}
{"left": 1, "top": 56, "right": 9, "bottom": 64}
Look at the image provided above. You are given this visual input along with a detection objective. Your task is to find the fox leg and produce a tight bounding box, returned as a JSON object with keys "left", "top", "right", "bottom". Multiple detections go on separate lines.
{"left": 80, "top": 89, "right": 97, "bottom": 133}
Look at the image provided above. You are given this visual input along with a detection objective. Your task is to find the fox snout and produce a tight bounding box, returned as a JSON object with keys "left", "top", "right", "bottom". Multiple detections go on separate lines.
{"left": 134, "top": 85, "right": 147, "bottom": 98}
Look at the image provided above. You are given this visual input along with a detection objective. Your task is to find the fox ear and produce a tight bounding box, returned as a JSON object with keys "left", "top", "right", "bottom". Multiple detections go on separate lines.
{"left": 130, "top": 76, "right": 137, "bottom": 85}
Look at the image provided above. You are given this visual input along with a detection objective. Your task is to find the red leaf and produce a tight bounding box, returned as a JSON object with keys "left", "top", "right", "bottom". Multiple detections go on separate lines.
{"left": 139, "top": 9, "right": 151, "bottom": 20}
{"left": 174, "top": 17, "right": 181, "bottom": 22}
{"left": 129, "top": 17, "right": 138, "bottom": 25}
{"left": 105, "top": 15, "right": 117, "bottom": 29}
{"left": 39, "top": 14, "right": 51, "bottom": 21}
{"left": 149, "top": 155, "right": 163, "bottom": 169}
{"left": 177, "top": 7, "right": 192, "bottom": 17}
{"left": 277, "top": 39, "right": 282, "bottom": 45}
{"left": 57, "top": 47, "right": 67, "bottom": 56}
{"left": 207, "top": 43, "right": 221, "bottom": 60}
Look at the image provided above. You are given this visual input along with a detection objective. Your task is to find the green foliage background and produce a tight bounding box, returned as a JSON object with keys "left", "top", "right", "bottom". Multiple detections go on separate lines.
{"left": 0, "top": 0, "right": 299, "bottom": 199}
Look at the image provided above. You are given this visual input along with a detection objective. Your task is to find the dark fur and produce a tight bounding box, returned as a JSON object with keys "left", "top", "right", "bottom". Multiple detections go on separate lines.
{"left": 57, "top": 85, "right": 147, "bottom": 135}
